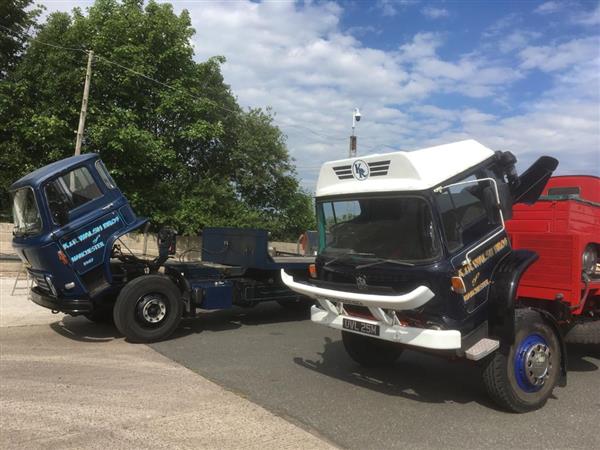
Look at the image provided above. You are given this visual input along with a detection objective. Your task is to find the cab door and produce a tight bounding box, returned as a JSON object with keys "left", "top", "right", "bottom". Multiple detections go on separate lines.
{"left": 435, "top": 175, "right": 511, "bottom": 313}
{"left": 44, "top": 163, "right": 126, "bottom": 276}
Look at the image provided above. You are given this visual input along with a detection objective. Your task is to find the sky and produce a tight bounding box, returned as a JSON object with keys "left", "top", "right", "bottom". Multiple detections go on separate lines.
{"left": 39, "top": 0, "right": 600, "bottom": 189}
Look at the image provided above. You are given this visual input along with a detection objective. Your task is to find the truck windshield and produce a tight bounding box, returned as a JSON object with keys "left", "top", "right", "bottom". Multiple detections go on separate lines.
{"left": 317, "top": 196, "right": 440, "bottom": 263}
{"left": 12, "top": 187, "right": 42, "bottom": 236}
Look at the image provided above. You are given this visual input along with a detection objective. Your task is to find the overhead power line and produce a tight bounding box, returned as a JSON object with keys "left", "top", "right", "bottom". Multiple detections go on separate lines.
{"left": 1, "top": 23, "right": 348, "bottom": 142}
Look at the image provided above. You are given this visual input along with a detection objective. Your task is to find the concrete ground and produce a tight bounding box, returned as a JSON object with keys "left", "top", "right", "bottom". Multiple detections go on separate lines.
{"left": 0, "top": 277, "right": 335, "bottom": 449}
{"left": 151, "top": 303, "right": 600, "bottom": 450}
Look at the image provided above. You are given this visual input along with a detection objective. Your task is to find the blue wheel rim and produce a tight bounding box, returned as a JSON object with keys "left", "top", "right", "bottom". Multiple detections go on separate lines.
{"left": 514, "top": 333, "right": 551, "bottom": 393}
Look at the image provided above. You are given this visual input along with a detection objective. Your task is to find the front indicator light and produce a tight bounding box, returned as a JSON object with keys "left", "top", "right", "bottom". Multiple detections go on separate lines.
{"left": 57, "top": 250, "right": 69, "bottom": 265}
{"left": 451, "top": 276, "right": 467, "bottom": 294}
{"left": 309, "top": 264, "right": 317, "bottom": 278}
{"left": 64, "top": 282, "right": 75, "bottom": 290}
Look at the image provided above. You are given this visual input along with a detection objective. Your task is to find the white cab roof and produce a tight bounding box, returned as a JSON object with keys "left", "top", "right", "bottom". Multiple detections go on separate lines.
{"left": 315, "top": 139, "right": 495, "bottom": 197}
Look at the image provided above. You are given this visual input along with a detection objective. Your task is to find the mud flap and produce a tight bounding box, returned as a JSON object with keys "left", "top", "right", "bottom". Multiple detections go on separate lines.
{"left": 487, "top": 249, "right": 539, "bottom": 345}
{"left": 533, "top": 308, "right": 568, "bottom": 387}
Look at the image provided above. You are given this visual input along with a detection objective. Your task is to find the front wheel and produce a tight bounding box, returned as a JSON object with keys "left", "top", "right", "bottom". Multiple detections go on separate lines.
{"left": 483, "top": 309, "right": 562, "bottom": 413}
{"left": 113, "top": 275, "right": 183, "bottom": 343}
{"left": 342, "top": 331, "right": 403, "bottom": 367}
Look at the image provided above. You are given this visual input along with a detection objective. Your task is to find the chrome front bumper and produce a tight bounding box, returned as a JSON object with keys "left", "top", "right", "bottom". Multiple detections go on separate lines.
{"left": 280, "top": 270, "right": 435, "bottom": 310}
{"left": 282, "top": 270, "right": 461, "bottom": 350}
{"left": 310, "top": 306, "right": 461, "bottom": 349}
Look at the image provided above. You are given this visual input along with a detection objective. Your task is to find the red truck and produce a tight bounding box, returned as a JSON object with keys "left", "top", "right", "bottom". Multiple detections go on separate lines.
{"left": 506, "top": 175, "right": 599, "bottom": 344}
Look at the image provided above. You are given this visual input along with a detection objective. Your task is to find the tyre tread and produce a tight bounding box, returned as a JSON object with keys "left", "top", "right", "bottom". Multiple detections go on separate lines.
{"left": 113, "top": 274, "right": 182, "bottom": 343}
{"left": 564, "top": 320, "right": 600, "bottom": 345}
{"left": 482, "top": 309, "right": 559, "bottom": 413}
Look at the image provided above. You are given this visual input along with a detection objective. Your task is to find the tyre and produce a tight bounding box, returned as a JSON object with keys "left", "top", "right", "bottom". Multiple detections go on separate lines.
{"left": 565, "top": 320, "right": 600, "bottom": 345}
{"left": 483, "top": 309, "right": 561, "bottom": 413}
{"left": 342, "top": 330, "right": 403, "bottom": 367}
{"left": 113, "top": 275, "right": 183, "bottom": 343}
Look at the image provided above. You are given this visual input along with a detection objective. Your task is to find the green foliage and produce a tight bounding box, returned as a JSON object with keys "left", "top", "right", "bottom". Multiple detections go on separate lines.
{"left": 0, "top": 0, "right": 43, "bottom": 78}
{"left": 0, "top": 0, "right": 315, "bottom": 239}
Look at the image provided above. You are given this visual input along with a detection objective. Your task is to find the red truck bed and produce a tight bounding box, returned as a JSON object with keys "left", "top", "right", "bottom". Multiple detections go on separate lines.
{"left": 506, "top": 176, "right": 600, "bottom": 313}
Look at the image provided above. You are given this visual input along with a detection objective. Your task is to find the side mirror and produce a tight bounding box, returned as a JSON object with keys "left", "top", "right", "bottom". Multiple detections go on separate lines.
{"left": 511, "top": 156, "right": 559, "bottom": 204}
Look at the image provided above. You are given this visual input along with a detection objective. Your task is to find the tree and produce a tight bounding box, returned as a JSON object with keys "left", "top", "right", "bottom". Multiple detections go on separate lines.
{"left": 0, "top": 0, "right": 315, "bottom": 239}
{"left": 0, "top": 0, "right": 43, "bottom": 79}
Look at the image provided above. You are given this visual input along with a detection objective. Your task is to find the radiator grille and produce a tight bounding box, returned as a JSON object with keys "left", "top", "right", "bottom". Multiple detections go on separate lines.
{"left": 29, "top": 270, "right": 50, "bottom": 294}
{"left": 333, "top": 165, "right": 353, "bottom": 180}
{"left": 368, "top": 160, "right": 391, "bottom": 177}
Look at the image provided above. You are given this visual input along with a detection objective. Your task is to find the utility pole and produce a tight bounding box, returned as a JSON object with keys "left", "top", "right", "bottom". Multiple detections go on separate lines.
{"left": 75, "top": 50, "right": 94, "bottom": 155}
{"left": 349, "top": 108, "right": 361, "bottom": 158}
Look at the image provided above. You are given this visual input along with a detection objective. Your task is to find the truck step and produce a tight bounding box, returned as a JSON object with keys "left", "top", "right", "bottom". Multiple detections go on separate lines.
{"left": 465, "top": 338, "right": 500, "bottom": 361}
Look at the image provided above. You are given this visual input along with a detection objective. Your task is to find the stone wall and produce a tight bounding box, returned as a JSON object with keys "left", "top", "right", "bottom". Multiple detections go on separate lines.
{"left": 0, "top": 222, "right": 299, "bottom": 268}
{"left": 0, "top": 223, "right": 14, "bottom": 257}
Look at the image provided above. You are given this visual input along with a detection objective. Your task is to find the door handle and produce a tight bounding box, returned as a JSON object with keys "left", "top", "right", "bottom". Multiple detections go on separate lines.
{"left": 101, "top": 202, "right": 114, "bottom": 211}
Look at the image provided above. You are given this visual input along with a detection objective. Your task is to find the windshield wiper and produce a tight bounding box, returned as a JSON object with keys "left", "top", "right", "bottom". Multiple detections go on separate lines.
{"left": 355, "top": 258, "right": 415, "bottom": 269}
{"left": 324, "top": 252, "right": 376, "bottom": 267}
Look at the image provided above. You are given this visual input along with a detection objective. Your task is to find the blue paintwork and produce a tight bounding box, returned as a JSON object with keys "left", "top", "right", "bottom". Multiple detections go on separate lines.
{"left": 11, "top": 156, "right": 312, "bottom": 316}
{"left": 514, "top": 333, "right": 547, "bottom": 393}
{"left": 190, "top": 280, "right": 234, "bottom": 309}
{"left": 10, "top": 154, "right": 98, "bottom": 191}
{"left": 202, "top": 227, "right": 311, "bottom": 270}
{"left": 10, "top": 153, "right": 147, "bottom": 304}
{"left": 60, "top": 210, "right": 124, "bottom": 275}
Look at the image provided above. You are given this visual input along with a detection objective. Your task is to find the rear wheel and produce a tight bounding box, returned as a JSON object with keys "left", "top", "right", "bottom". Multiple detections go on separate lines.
{"left": 483, "top": 309, "right": 561, "bottom": 413}
{"left": 342, "top": 331, "right": 403, "bottom": 367}
{"left": 113, "top": 275, "right": 183, "bottom": 343}
{"left": 565, "top": 319, "right": 600, "bottom": 345}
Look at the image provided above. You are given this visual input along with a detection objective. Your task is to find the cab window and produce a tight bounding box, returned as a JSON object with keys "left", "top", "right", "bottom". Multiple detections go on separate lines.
{"left": 436, "top": 176, "right": 498, "bottom": 253}
{"left": 95, "top": 160, "right": 116, "bottom": 189}
{"left": 45, "top": 166, "right": 102, "bottom": 222}
{"left": 12, "top": 187, "right": 42, "bottom": 236}
{"left": 317, "top": 196, "right": 440, "bottom": 262}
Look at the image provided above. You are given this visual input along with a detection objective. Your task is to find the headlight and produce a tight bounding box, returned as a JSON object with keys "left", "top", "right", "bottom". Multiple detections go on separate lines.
{"left": 582, "top": 245, "right": 598, "bottom": 276}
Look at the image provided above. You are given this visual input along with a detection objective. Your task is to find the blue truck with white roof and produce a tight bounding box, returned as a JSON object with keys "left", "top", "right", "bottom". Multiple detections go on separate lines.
{"left": 282, "top": 139, "right": 568, "bottom": 412}
{"left": 10, "top": 153, "right": 313, "bottom": 343}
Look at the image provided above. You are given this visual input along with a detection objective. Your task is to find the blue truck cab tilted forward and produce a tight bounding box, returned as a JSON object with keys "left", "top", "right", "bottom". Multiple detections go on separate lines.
{"left": 10, "top": 153, "right": 313, "bottom": 343}
{"left": 11, "top": 154, "right": 146, "bottom": 314}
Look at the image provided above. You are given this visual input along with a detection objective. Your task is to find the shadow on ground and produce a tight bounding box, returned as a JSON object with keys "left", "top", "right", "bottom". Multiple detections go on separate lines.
{"left": 171, "top": 303, "right": 311, "bottom": 339}
{"left": 293, "top": 337, "right": 599, "bottom": 408}
{"left": 566, "top": 343, "right": 600, "bottom": 371}
{"left": 50, "top": 316, "right": 121, "bottom": 343}
{"left": 49, "top": 302, "right": 311, "bottom": 343}
{"left": 294, "top": 336, "right": 497, "bottom": 408}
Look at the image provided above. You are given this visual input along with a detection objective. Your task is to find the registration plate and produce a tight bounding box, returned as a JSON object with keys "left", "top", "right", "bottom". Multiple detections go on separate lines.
{"left": 342, "top": 318, "right": 380, "bottom": 337}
